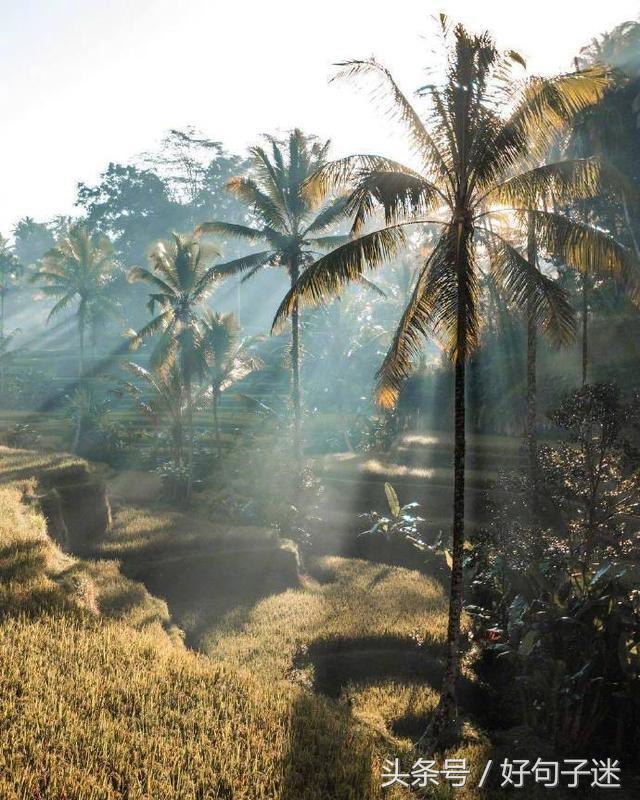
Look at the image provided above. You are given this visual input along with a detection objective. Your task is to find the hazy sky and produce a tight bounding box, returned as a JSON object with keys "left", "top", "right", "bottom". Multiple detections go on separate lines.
{"left": 1, "top": 0, "right": 638, "bottom": 233}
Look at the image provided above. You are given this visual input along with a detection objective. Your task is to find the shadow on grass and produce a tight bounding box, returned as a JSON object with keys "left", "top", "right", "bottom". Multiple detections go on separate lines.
{"left": 0, "top": 540, "right": 49, "bottom": 582}
{"left": 124, "top": 545, "right": 300, "bottom": 648}
{"left": 281, "top": 691, "right": 382, "bottom": 800}
{"left": 295, "top": 632, "right": 498, "bottom": 741}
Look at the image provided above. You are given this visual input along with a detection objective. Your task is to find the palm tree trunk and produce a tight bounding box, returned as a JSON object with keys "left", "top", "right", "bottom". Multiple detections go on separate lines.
{"left": 213, "top": 391, "right": 222, "bottom": 458}
{"left": 526, "top": 214, "right": 538, "bottom": 480}
{"left": 72, "top": 316, "right": 85, "bottom": 453}
{"left": 437, "top": 352, "right": 466, "bottom": 729}
{"left": 290, "top": 260, "right": 302, "bottom": 460}
{"left": 426, "top": 225, "right": 468, "bottom": 746}
{"left": 78, "top": 316, "right": 85, "bottom": 380}
{"left": 186, "top": 379, "right": 194, "bottom": 502}
{"left": 0, "top": 289, "right": 5, "bottom": 396}
{"left": 582, "top": 270, "right": 589, "bottom": 386}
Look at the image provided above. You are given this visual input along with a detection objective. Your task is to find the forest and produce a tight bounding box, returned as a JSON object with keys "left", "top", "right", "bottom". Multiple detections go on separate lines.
{"left": 1, "top": 11, "right": 640, "bottom": 800}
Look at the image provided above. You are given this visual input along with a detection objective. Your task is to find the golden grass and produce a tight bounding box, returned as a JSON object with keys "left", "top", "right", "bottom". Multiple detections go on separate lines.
{"left": 202, "top": 556, "right": 449, "bottom": 681}
{"left": 0, "top": 447, "right": 414, "bottom": 798}
{"left": 6, "top": 445, "right": 618, "bottom": 799}
{"left": 1, "top": 614, "right": 410, "bottom": 800}
{"left": 0, "top": 449, "right": 179, "bottom": 642}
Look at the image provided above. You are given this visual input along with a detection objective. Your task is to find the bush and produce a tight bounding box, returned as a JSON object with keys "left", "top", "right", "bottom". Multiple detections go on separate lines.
{"left": 468, "top": 383, "right": 640, "bottom": 755}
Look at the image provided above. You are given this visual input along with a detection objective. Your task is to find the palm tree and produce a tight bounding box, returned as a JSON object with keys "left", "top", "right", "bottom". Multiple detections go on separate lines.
{"left": 34, "top": 224, "right": 118, "bottom": 377}
{"left": 128, "top": 233, "right": 220, "bottom": 499}
{"left": 119, "top": 361, "right": 201, "bottom": 494}
{"left": 197, "top": 310, "right": 262, "bottom": 456}
{"left": 273, "top": 20, "right": 635, "bottom": 742}
{"left": 195, "top": 129, "right": 349, "bottom": 458}
{"left": 0, "top": 236, "right": 23, "bottom": 395}
{"left": 33, "top": 224, "right": 118, "bottom": 450}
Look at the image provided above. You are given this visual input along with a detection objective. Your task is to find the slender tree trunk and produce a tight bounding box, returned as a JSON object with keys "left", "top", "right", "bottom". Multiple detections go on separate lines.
{"left": 186, "top": 378, "right": 194, "bottom": 502}
{"left": 72, "top": 317, "right": 85, "bottom": 453}
{"left": 78, "top": 318, "right": 85, "bottom": 380}
{"left": 0, "top": 289, "right": 5, "bottom": 396}
{"left": 213, "top": 390, "right": 222, "bottom": 458}
{"left": 582, "top": 270, "right": 589, "bottom": 386}
{"left": 437, "top": 353, "right": 466, "bottom": 729}
{"left": 426, "top": 223, "right": 468, "bottom": 747}
{"left": 526, "top": 214, "right": 538, "bottom": 480}
{"left": 290, "top": 259, "right": 302, "bottom": 460}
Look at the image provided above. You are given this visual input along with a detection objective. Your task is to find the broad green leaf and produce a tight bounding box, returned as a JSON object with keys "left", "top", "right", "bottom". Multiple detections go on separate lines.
{"left": 384, "top": 482, "right": 400, "bottom": 518}
{"left": 519, "top": 630, "right": 538, "bottom": 657}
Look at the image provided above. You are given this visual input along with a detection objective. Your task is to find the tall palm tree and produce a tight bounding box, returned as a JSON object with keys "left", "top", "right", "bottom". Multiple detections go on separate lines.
{"left": 197, "top": 310, "right": 262, "bottom": 457}
{"left": 273, "top": 20, "right": 635, "bottom": 742}
{"left": 128, "top": 233, "right": 220, "bottom": 499}
{"left": 195, "top": 129, "right": 349, "bottom": 458}
{"left": 0, "top": 236, "right": 22, "bottom": 394}
{"left": 33, "top": 224, "right": 118, "bottom": 450}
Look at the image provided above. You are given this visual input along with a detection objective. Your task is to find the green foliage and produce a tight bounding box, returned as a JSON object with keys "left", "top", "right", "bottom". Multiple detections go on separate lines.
{"left": 12, "top": 216, "right": 55, "bottom": 268}
{"left": 361, "top": 481, "right": 425, "bottom": 544}
{"left": 197, "top": 128, "right": 347, "bottom": 286}
{"left": 469, "top": 384, "right": 640, "bottom": 752}
{"left": 32, "top": 223, "right": 120, "bottom": 350}
{"left": 274, "top": 27, "right": 622, "bottom": 407}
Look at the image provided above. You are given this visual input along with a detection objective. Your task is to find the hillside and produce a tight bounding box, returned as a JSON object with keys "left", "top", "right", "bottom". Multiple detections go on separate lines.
{"left": 0, "top": 447, "right": 413, "bottom": 799}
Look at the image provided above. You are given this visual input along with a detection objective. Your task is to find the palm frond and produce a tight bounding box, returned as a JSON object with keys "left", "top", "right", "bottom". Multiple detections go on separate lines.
{"left": 306, "top": 234, "right": 352, "bottom": 251}
{"left": 195, "top": 221, "right": 264, "bottom": 242}
{"left": 347, "top": 170, "right": 445, "bottom": 233}
{"left": 303, "top": 196, "right": 351, "bottom": 235}
{"left": 527, "top": 209, "right": 636, "bottom": 279}
{"left": 333, "top": 59, "right": 451, "bottom": 181}
{"left": 485, "top": 158, "right": 606, "bottom": 208}
{"left": 303, "top": 155, "right": 418, "bottom": 206}
{"left": 355, "top": 275, "right": 387, "bottom": 298}
{"left": 127, "top": 266, "right": 176, "bottom": 296}
{"left": 46, "top": 292, "right": 76, "bottom": 322}
{"left": 226, "top": 176, "right": 289, "bottom": 231}
{"left": 375, "top": 239, "right": 442, "bottom": 409}
{"left": 272, "top": 225, "right": 407, "bottom": 332}
{"left": 214, "top": 251, "right": 274, "bottom": 278}
{"left": 128, "top": 310, "right": 172, "bottom": 351}
{"left": 374, "top": 228, "right": 481, "bottom": 407}
{"left": 483, "top": 229, "right": 576, "bottom": 346}
{"left": 488, "top": 66, "right": 610, "bottom": 178}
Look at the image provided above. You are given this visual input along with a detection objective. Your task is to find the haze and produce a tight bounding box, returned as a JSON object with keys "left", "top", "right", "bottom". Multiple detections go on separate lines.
{"left": 1, "top": 0, "right": 638, "bottom": 231}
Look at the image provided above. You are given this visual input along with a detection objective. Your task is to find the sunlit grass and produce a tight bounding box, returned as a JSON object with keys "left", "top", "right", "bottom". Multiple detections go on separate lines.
{"left": 0, "top": 446, "right": 413, "bottom": 799}
{"left": 1, "top": 614, "right": 410, "bottom": 800}
{"left": 363, "top": 457, "right": 436, "bottom": 478}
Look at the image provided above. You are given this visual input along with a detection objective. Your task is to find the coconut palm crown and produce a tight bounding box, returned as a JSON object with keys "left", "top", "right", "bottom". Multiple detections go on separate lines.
{"left": 198, "top": 309, "right": 263, "bottom": 455}
{"left": 33, "top": 223, "right": 118, "bottom": 376}
{"left": 127, "top": 233, "right": 220, "bottom": 379}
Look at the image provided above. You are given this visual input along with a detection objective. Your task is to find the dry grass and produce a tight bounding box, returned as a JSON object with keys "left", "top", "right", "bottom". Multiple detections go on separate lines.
{"left": 0, "top": 448, "right": 413, "bottom": 799}
{"left": 6, "top": 446, "right": 629, "bottom": 798}
{"left": 202, "top": 556, "right": 449, "bottom": 680}
{"left": 0, "top": 448, "right": 179, "bottom": 641}
{"left": 1, "top": 614, "right": 409, "bottom": 800}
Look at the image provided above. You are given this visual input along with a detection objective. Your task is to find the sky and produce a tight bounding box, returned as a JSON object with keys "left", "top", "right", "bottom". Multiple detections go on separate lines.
{"left": 1, "top": 0, "right": 639, "bottom": 234}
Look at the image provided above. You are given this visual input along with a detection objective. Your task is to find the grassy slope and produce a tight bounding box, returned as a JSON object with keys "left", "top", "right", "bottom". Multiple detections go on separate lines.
{"left": 0, "top": 448, "right": 411, "bottom": 800}
{"left": 4, "top": 445, "right": 630, "bottom": 798}
{"left": 105, "top": 491, "right": 495, "bottom": 797}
